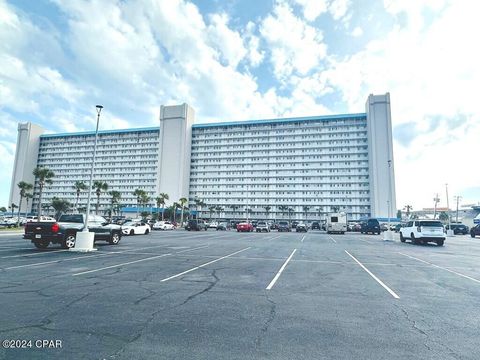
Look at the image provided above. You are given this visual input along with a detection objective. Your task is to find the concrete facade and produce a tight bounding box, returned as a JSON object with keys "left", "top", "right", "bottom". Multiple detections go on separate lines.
{"left": 8, "top": 94, "right": 396, "bottom": 220}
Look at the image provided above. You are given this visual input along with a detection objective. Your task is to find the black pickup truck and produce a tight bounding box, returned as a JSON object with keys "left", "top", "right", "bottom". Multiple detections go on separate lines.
{"left": 24, "top": 214, "right": 122, "bottom": 249}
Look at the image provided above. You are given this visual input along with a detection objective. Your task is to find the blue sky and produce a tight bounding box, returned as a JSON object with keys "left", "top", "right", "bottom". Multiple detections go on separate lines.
{"left": 1, "top": 0, "right": 479, "bottom": 211}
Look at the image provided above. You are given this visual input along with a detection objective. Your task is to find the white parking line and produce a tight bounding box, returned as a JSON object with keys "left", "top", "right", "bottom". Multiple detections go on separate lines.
{"left": 266, "top": 249, "right": 297, "bottom": 290}
{"left": 70, "top": 245, "right": 209, "bottom": 276}
{"left": 345, "top": 250, "right": 400, "bottom": 299}
{"left": 301, "top": 235, "right": 306, "bottom": 243}
{"left": 268, "top": 234, "right": 282, "bottom": 241}
{"left": 72, "top": 253, "right": 172, "bottom": 276}
{"left": 328, "top": 235, "right": 337, "bottom": 243}
{"left": 4, "top": 244, "right": 209, "bottom": 271}
{"left": 398, "top": 252, "right": 480, "bottom": 284}
{"left": 160, "top": 247, "right": 251, "bottom": 282}
{"left": 1, "top": 249, "right": 70, "bottom": 258}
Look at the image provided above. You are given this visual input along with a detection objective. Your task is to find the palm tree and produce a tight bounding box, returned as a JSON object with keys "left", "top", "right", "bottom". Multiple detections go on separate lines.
{"left": 134, "top": 189, "right": 146, "bottom": 217}
{"left": 33, "top": 166, "right": 55, "bottom": 216}
{"left": 264, "top": 205, "right": 271, "bottom": 220}
{"left": 17, "top": 181, "right": 33, "bottom": 225}
{"left": 331, "top": 205, "right": 340, "bottom": 213}
{"left": 108, "top": 190, "right": 121, "bottom": 216}
{"left": 157, "top": 192, "right": 169, "bottom": 221}
{"left": 403, "top": 205, "right": 413, "bottom": 219}
{"left": 51, "top": 197, "right": 71, "bottom": 220}
{"left": 179, "top": 197, "right": 188, "bottom": 227}
{"left": 215, "top": 206, "right": 223, "bottom": 222}
{"left": 140, "top": 193, "right": 151, "bottom": 218}
{"left": 92, "top": 181, "right": 109, "bottom": 215}
{"left": 278, "top": 205, "right": 288, "bottom": 219}
{"left": 0, "top": 206, "right": 7, "bottom": 213}
{"left": 194, "top": 198, "right": 205, "bottom": 220}
{"left": 24, "top": 193, "right": 33, "bottom": 217}
{"left": 72, "top": 181, "right": 87, "bottom": 212}
{"left": 9, "top": 203, "right": 18, "bottom": 217}
{"left": 209, "top": 206, "right": 216, "bottom": 221}
{"left": 230, "top": 204, "right": 239, "bottom": 222}
{"left": 302, "top": 206, "right": 310, "bottom": 222}
{"left": 288, "top": 207, "right": 294, "bottom": 222}
{"left": 316, "top": 207, "right": 323, "bottom": 220}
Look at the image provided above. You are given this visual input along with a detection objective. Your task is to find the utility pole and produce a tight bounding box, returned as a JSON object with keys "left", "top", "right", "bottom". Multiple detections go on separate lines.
{"left": 445, "top": 184, "right": 453, "bottom": 236}
{"left": 433, "top": 194, "right": 440, "bottom": 219}
{"left": 454, "top": 195, "right": 462, "bottom": 223}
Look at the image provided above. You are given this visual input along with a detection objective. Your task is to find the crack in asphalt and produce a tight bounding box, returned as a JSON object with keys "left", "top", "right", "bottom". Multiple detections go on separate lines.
{"left": 107, "top": 268, "right": 220, "bottom": 359}
{"left": 394, "top": 304, "right": 463, "bottom": 359}
{"left": 254, "top": 291, "right": 276, "bottom": 352}
{"left": 176, "top": 268, "right": 219, "bottom": 307}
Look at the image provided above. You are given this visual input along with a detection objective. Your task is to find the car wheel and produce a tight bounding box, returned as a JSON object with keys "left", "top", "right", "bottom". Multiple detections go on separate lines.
{"left": 400, "top": 232, "right": 406, "bottom": 242}
{"left": 130, "top": 229, "right": 134, "bottom": 236}
{"left": 471, "top": 233, "right": 475, "bottom": 238}
{"left": 34, "top": 241, "right": 49, "bottom": 249}
{"left": 411, "top": 233, "right": 419, "bottom": 245}
{"left": 145, "top": 229, "right": 150, "bottom": 235}
{"left": 437, "top": 240, "right": 444, "bottom": 246}
{"left": 109, "top": 232, "right": 121, "bottom": 245}
{"left": 62, "top": 234, "right": 76, "bottom": 249}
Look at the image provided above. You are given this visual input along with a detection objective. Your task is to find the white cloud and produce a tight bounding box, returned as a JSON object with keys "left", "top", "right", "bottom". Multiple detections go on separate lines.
{"left": 322, "top": 1, "right": 480, "bottom": 209}
{"left": 244, "top": 22, "right": 264, "bottom": 67}
{"left": 260, "top": 2, "right": 327, "bottom": 81}
{"left": 207, "top": 13, "right": 247, "bottom": 68}
{"left": 291, "top": 0, "right": 328, "bottom": 21}
{"left": 328, "top": 0, "right": 352, "bottom": 21}
{"left": 351, "top": 26, "right": 363, "bottom": 37}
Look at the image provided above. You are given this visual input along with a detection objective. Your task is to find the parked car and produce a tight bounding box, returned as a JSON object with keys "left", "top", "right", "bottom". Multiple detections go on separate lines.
{"left": 296, "top": 223, "right": 308, "bottom": 232}
{"left": 311, "top": 222, "right": 320, "bottom": 230}
{"left": 237, "top": 222, "right": 254, "bottom": 232}
{"left": 291, "top": 221, "right": 299, "bottom": 229}
{"left": 153, "top": 221, "right": 175, "bottom": 230}
{"left": 23, "top": 214, "right": 122, "bottom": 249}
{"left": 186, "top": 219, "right": 208, "bottom": 231}
{"left": 277, "top": 221, "right": 291, "bottom": 232}
{"left": 209, "top": 221, "right": 218, "bottom": 229}
{"left": 122, "top": 221, "right": 151, "bottom": 235}
{"left": 360, "top": 219, "right": 381, "bottom": 235}
{"left": 216, "top": 222, "right": 230, "bottom": 231}
{"left": 470, "top": 224, "right": 480, "bottom": 238}
{"left": 270, "top": 222, "right": 278, "bottom": 230}
{"left": 400, "top": 220, "right": 446, "bottom": 246}
{"left": 445, "top": 223, "right": 469, "bottom": 235}
{"left": 256, "top": 221, "right": 270, "bottom": 232}
{"left": 394, "top": 223, "right": 404, "bottom": 233}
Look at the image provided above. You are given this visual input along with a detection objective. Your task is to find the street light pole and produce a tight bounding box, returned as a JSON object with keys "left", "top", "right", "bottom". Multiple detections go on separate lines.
{"left": 83, "top": 105, "right": 103, "bottom": 232}
{"left": 433, "top": 194, "right": 440, "bottom": 219}
{"left": 445, "top": 183, "right": 453, "bottom": 237}
{"left": 454, "top": 195, "right": 462, "bottom": 223}
{"left": 71, "top": 105, "right": 103, "bottom": 252}
{"left": 384, "top": 159, "right": 394, "bottom": 241}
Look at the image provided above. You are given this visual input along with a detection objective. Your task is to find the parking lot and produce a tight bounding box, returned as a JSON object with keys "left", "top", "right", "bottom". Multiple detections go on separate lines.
{"left": 1, "top": 229, "right": 480, "bottom": 359}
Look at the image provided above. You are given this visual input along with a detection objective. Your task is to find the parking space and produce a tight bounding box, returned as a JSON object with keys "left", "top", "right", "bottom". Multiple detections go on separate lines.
{"left": 1, "top": 230, "right": 480, "bottom": 359}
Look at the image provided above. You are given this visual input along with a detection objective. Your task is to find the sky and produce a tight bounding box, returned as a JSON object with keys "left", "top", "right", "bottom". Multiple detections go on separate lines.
{"left": 0, "top": 0, "right": 479, "bottom": 212}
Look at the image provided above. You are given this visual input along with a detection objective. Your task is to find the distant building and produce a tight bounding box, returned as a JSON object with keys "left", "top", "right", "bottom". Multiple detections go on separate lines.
{"left": 9, "top": 94, "right": 396, "bottom": 221}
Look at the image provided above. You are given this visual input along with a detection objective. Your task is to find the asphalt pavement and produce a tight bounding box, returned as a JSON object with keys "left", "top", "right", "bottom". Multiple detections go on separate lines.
{"left": 1, "top": 229, "right": 479, "bottom": 359}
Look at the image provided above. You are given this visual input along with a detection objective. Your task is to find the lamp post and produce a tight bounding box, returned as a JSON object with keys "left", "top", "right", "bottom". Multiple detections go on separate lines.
{"left": 71, "top": 105, "right": 103, "bottom": 252}
{"left": 384, "top": 159, "right": 394, "bottom": 241}
{"left": 454, "top": 195, "right": 462, "bottom": 223}
{"left": 433, "top": 194, "right": 440, "bottom": 219}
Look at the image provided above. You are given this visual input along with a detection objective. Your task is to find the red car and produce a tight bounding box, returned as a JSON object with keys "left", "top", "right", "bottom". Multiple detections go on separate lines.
{"left": 237, "top": 222, "right": 253, "bottom": 232}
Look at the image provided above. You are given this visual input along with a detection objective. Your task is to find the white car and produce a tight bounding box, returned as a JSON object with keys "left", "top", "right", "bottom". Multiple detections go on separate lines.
{"left": 122, "top": 221, "right": 151, "bottom": 235}
{"left": 153, "top": 221, "right": 175, "bottom": 230}
{"left": 208, "top": 222, "right": 218, "bottom": 229}
{"left": 400, "top": 219, "right": 446, "bottom": 246}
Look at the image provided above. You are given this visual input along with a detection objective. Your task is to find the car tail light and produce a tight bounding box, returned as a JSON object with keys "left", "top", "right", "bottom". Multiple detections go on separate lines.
{"left": 51, "top": 223, "right": 60, "bottom": 233}
{"left": 417, "top": 226, "right": 421, "bottom": 232}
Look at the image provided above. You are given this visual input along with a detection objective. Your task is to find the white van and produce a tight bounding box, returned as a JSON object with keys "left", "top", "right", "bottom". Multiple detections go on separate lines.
{"left": 326, "top": 213, "right": 347, "bottom": 234}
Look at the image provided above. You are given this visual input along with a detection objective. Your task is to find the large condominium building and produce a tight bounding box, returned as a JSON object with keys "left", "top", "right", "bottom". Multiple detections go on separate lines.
{"left": 9, "top": 93, "right": 396, "bottom": 221}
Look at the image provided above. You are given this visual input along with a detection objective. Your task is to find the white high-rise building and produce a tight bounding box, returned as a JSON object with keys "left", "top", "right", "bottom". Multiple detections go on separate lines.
{"left": 8, "top": 94, "right": 396, "bottom": 221}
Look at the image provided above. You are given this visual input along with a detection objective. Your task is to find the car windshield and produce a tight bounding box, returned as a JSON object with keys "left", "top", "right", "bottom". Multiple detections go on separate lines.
{"left": 279, "top": 222, "right": 288, "bottom": 226}
{"left": 58, "top": 215, "right": 83, "bottom": 223}
{"left": 257, "top": 222, "right": 266, "bottom": 226}
{"left": 419, "top": 221, "right": 443, "bottom": 227}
